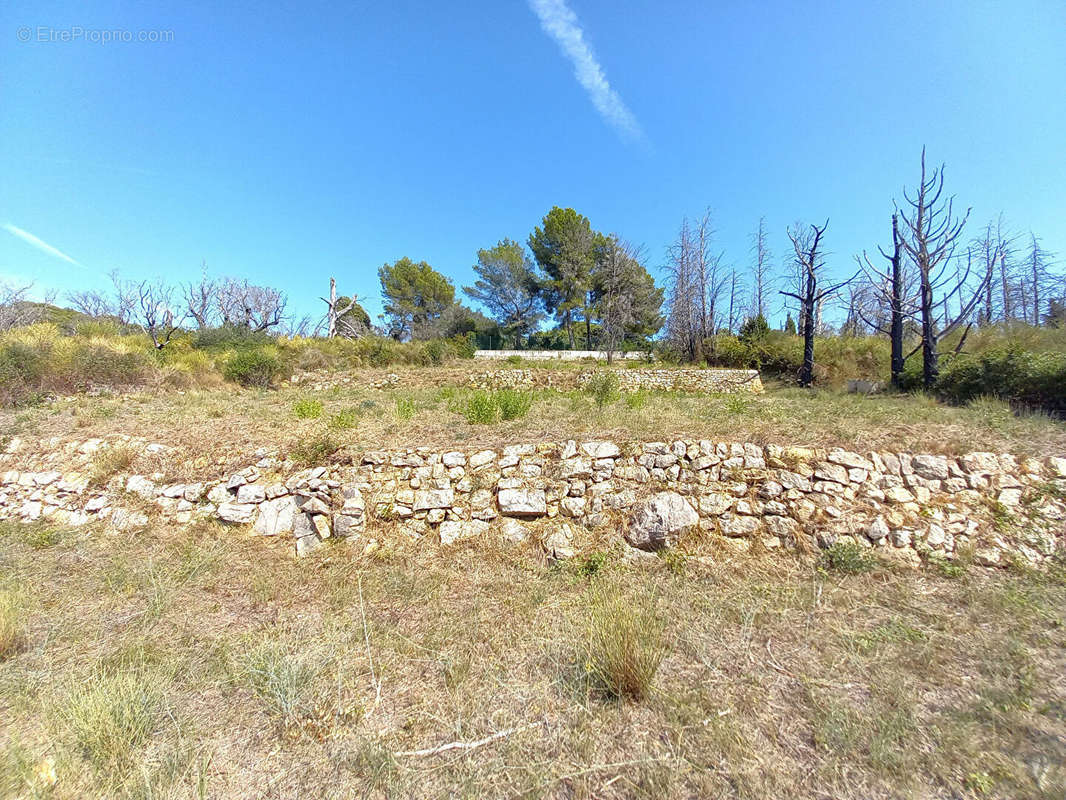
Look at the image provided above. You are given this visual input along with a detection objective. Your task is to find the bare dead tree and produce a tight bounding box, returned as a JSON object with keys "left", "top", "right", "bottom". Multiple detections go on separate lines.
{"left": 780, "top": 220, "right": 853, "bottom": 387}
{"left": 1024, "top": 233, "right": 1055, "bottom": 325}
{"left": 108, "top": 270, "right": 138, "bottom": 325}
{"left": 217, "top": 278, "right": 286, "bottom": 332}
{"left": 665, "top": 212, "right": 726, "bottom": 361}
{"left": 858, "top": 214, "right": 913, "bottom": 388}
{"left": 749, "top": 216, "right": 772, "bottom": 319}
{"left": 0, "top": 282, "right": 42, "bottom": 331}
{"left": 726, "top": 269, "right": 745, "bottom": 332}
{"left": 183, "top": 262, "right": 217, "bottom": 329}
{"left": 322, "top": 277, "right": 358, "bottom": 338}
{"left": 897, "top": 149, "right": 988, "bottom": 389}
{"left": 135, "top": 280, "right": 184, "bottom": 349}
{"left": 665, "top": 217, "right": 700, "bottom": 361}
{"left": 66, "top": 289, "right": 114, "bottom": 319}
{"left": 971, "top": 216, "right": 1011, "bottom": 325}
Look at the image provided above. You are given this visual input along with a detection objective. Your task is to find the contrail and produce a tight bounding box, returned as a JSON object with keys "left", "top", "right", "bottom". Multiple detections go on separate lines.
{"left": 2, "top": 223, "right": 83, "bottom": 267}
{"left": 528, "top": 0, "right": 644, "bottom": 142}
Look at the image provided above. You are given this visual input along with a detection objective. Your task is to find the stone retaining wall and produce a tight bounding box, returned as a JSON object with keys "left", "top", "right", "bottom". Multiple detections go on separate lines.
{"left": 469, "top": 369, "right": 763, "bottom": 394}
{"left": 3, "top": 436, "right": 1063, "bottom": 568}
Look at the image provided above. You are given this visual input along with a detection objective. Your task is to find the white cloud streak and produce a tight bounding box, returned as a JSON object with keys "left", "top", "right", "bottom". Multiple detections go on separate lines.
{"left": 2, "top": 223, "right": 83, "bottom": 267}
{"left": 528, "top": 0, "right": 644, "bottom": 141}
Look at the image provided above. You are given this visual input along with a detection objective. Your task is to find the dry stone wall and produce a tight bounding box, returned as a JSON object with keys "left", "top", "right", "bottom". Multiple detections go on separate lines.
{"left": 469, "top": 369, "right": 763, "bottom": 394}
{"left": 2, "top": 435, "right": 1064, "bottom": 569}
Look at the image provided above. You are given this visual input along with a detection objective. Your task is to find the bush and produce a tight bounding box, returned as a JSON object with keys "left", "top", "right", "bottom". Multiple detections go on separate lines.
{"left": 192, "top": 324, "right": 272, "bottom": 351}
{"left": 292, "top": 397, "right": 323, "bottom": 419}
{"left": 584, "top": 372, "right": 620, "bottom": 409}
{"left": 584, "top": 581, "right": 668, "bottom": 701}
{"left": 328, "top": 408, "right": 359, "bottom": 430}
{"left": 458, "top": 389, "right": 534, "bottom": 424}
{"left": 290, "top": 432, "right": 341, "bottom": 465}
{"left": 223, "top": 349, "right": 282, "bottom": 388}
{"left": 933, "top": 346, "right": 1066, "bottom": 413}
{"left": 461, "top": 390, "right": 499, "bottom": 424}
{"left": 395, "top": 397, "right": 416, "bottom": 421}
{"left": 494, "top": 389, "right": 533, "bottom": 420}
{"left": 820, "top": 541, "right": 878, "bottom": 574}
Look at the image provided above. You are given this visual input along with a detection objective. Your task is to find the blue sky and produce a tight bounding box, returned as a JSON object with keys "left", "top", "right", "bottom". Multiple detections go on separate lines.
{"left": 2, "top": 0, "right": 1064, "bottom": 328}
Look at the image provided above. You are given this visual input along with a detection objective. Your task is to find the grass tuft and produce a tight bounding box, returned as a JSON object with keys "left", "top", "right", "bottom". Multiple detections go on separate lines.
{"left": 0, "top": 590, "right": 22, "bottom": 660}
{"left": 60, "top": 670, "right": 166, "bottom": 773}
{"left": 584, "top": 580, "right": 668, "bottom": 701}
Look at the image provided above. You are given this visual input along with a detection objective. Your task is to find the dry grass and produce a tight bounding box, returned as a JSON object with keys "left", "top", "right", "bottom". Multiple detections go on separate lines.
{"left": 2, "top": 370, "right": 1064, "bottom": 482}
{"left": 0, "top": 591, "right": 20, "bottom": 661}
{"left": 0, "top": 516, "right": 1063, "bottom": 799}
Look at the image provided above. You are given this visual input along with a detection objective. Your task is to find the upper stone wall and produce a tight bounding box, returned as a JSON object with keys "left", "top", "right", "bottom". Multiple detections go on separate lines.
{"left": 469, "top": 369, "right": 763, "bottom": 394}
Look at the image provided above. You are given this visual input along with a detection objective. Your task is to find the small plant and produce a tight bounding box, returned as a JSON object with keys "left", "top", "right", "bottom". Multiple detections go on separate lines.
{"left": 23, "top": 525, "right": 60, "bottom": 550}
{"left": 395, "top": 397, "right": 416, "bottom": 421}
{"left": 61, "top": 671, "right": 166, "bottom": 773}
{"left": 505, "top": 354, "right": 523, "bottom": 365}
{"left": 724, "top": 396, "right": 749, "bottom": 415}
{"left": 223, "top": 349, "right": 282, "bottom": 388}
{"left": 290, "top": 433, "right": 340, "bottom": 465}
{"left": 292, "top": 397, "right": 323, "bottom": 419}
{"left": 494, "top": 389, "right": 533, "bottom": 421}
{"left": 658, "top": 549, "right": 687, "bottom": 576}
{"left": 820, "top": 541, "right": 878, "bottom": 574}
{"left": 461, "top": 390, "right": 498, "bottom": 424}
{"left": 985, "top": 498, "right": 1013, "bottom": 532}
{"left": 585, "top": 372, "right": 620, "bottom": 409}
{"left": 575, "top": 551, "right": 610, "bottom": 578}
{"left": 624, "top": 390, "right": 648, "bottom": 410}
{"left": 88, "top": 444, "right": 137, "bottom": 486}
{"left": 584, "top": 581, "right": 668, "bottom": 701}
{"left": 927, "top": 552, "right": 966, "bottom": 579}
{"left": 0, "top": 590, "right": 22, "bottom": 660}
{"left": 327, "top": 408, "right": 359, "bottom": 430}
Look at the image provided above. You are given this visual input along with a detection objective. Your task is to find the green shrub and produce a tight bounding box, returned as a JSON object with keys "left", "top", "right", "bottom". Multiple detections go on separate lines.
{"left": 395, "top": 397, "right": 416, "bottom": 421}
{"left": 505, "top": 354, "right": 524, "bottom": 366}
{"left": 457, "top": 389, "right": 534, "bottom": 424}
{"left": 328, "top": 408, "right": 359, "bottom": 430}
{"left": 462, "top": 390, "right": 498, "bottom": 424}
{"left": 625, "top": 390, "right": 648, "bottom": 410}
{"left": 192, "top": 325, "right": 272, "bottom": 351}
{"left": 494, "top": 389, "right": 533, "bottom": 420}
{"left": 820, "top": 541, "right": 878, "bottom": 574}
{"left": 575, "top": 551, "right": 610, "bottom": 578}
{"left": 223, "top": 349, "right": 282, "bottom": 388}
{"left": 933, "top": 346, "right": 1066, "bottom": 413}
{"left": 423, "top": 338, "right": 448, "bottom": 365}
{"left": 292, "top": 397, "right": 323, "bottom": 419}
{"left": 585, "top": 372, "right": 620, "bottom": 409}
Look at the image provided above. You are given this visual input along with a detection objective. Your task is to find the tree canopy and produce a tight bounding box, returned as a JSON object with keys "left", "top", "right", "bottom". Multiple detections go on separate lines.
{"left": 463, "top": 239, "right": 544, "bottom": 348}
{"left": 378, "top": 257, "right": 455, "bottom": 340}
{"left": 528, "top": 207, "right": 595, "bottom": 349}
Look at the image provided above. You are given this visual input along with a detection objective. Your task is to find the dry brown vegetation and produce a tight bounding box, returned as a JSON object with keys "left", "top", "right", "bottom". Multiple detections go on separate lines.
{"left": 3, "top": 369, "right": 1065, "bottom": 485}
{"left": 1, "top": 516, "right": 1064, "bottom": 799}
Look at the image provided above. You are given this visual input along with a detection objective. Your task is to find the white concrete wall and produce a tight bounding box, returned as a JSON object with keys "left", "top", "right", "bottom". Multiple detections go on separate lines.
{"left": 474, "top": 349, "right": 652, "bottom": 362}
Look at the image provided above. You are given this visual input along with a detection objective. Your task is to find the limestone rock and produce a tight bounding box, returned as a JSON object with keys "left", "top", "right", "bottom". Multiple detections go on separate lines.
{"left": 217, "top": 502, "right": 257, "bottom": 524}
{"left": 254, "top": 496, "right": 297, "bottom": 536}
{"left": 439, "top": 519, "right": 489, "bottom": 546}
{"left": 498, "top": 488, "right": 547, "bottom": 517}
{"left": 625, "top": 491, "right": 698, "bottom": 550}
{"left": 413, "top": 488, "right": 455, "bottom": 511}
